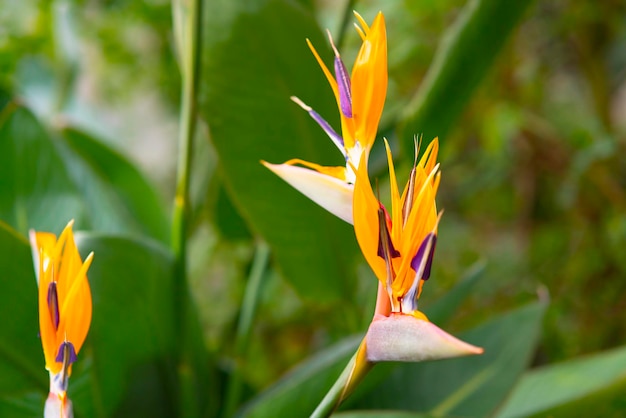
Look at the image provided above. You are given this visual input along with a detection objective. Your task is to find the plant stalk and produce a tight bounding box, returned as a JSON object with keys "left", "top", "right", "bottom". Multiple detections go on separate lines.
{"left": 222, "top": 241, "right": 270, "bottom": 418}
{"left": 310, "top": 341, "right": 372, "bottom": 418}
{"left": 171, "top": 0, "right": 203, "bottom": 415}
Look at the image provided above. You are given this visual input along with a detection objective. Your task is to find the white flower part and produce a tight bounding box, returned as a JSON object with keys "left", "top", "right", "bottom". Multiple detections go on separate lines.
{"left": 29, "top": 230, "right": 42, "bottom": 285}
{"left": 366, "top": 314, "right": 483, "bottom": 362}
{"left": 345, "top": 140, "right": 364, "bottom": 184}
{"left": 44, "top": 392, "right": 73, "bottom": 418}
{"left": 263, "top": 162, "right": 354, "bottom": 224}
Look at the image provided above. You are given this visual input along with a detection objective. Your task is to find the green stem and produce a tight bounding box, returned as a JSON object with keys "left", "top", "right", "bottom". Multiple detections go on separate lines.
{"left": 222, "top": 241, "right": 270, "bottom": 418}
{"left": 171, "top": 0, "right": 202, "bottom": 415}
{"left": 311, "top": 343, "right": 373, "bottom": 418}
{"left": 336, "top": 0, "right": 358, "bottom": 50}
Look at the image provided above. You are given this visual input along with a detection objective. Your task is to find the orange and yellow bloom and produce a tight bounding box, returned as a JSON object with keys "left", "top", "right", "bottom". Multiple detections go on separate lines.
{"left": 354, "top": 139, "right": 440, "bottom": 318}
{"left": 30, "top": 221, "right": 93, "bottom": 418}
{"left": 264, "top": 11, "right": 387, "bottom": 224}
{"left": 352, "top": 139, "right": 483, "bottom": 362}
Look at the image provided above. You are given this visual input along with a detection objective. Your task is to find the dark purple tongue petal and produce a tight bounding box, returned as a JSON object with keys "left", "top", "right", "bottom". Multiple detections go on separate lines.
{"left": 377, "top": 205, "right": 400, "bottom": 260}
{"left": 410, "top": 233, "right": 437, "bottom": 281}
{"left": 55, "top": 341, "right": 77, "bottom": 393}
{"left": 47, "top": 282, "right": 60, "bottom": 330}
{"left": 55, "top": 341, "right": 77, "bottom": 364}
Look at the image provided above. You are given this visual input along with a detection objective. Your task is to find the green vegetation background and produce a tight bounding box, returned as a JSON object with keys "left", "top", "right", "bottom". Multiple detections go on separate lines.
{"left": 1, "top": 0, "right": 626, "bottom": 416}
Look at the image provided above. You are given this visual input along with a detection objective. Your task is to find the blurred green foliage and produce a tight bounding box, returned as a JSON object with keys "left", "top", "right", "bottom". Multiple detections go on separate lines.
{"left": 1, "top": 0, "right": 626, "bottom": 416}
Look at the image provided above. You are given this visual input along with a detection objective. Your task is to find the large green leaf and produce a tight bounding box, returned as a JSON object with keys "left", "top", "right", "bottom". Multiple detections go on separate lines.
{"left": 71, "top": 233, "right": 178, "bottom": 418}
{"left": 0, "top": 103, "right": 83, "bottom": 233}
{"left": 397, "top": 0, "right": 535, "bottom": 150}
{"left": 334, "top": 412, "right": 435, "bottom": 418}
{"left": 495, "top": 345, "right": 626, "bottom": 418}
{"left": 0, "top": 222, "right": 47, "bottom": 417}
{"left": 237, "top": 336, "right": 362, "bottom": 418}
{"left": 420, "top": 259, "right": 486, "bottom": 322}
{"left": 198, "top": 0, "right": 358, "bottom": 302}
{"left": 351, "top": 302, "right": 546, "bottom": 417}
{"left": 0, "top": 102, "right": 169, "bottom": 242}
{"left": 238, "top": 263, "right": 486, "bottom": 417}
{"left": 58, "top": 126, "right": 170, "bottom": 243}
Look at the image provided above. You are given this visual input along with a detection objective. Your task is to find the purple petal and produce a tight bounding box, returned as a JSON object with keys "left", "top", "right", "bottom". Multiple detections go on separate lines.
{"left": 410, "top": 233, "right": 437, "bottom": 281}
{"left": 291, "top": 96, "right": 345, "bottom": 155}
{"left": 47, "top": 282, "right": 60, "bottom": 330}
{"left": 377, "top": 206, "right": 400, "bottom": 260}
{"left": 327, "top": 29, "right": 352, "bottom": 118}
{"left": 334, "top": 56, "right": 352, "bottom": 118}
{"left": 310, "top": 108, "right": 345, "bottom": 149}
{"left": 423, "top": 235, "right": 437, "bottom": 280}
{"left": 55, "top": 341, "right": 77, "bottom": 364}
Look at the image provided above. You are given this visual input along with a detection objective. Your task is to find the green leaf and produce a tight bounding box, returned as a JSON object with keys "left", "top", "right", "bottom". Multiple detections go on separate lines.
{"left": 237, "top": 336, "right": 362, "bottom": 418}
{"left": 198, "top": 0, "right": 358, "bottom": 302}
{"left": 57, "top": 126, "right": 170, "bottom": 243}
{"left": 398, "top": 0, "right": 535, "bottom": 150}
{"left": 214, "top": 178, "right": 252, "bottom": 241}
{"left": 495, "top": 345, "right": 626, "bottom": 418}
{"left": 0, "top": 222, "right": 47, "bottom": 417}
{"left": 0, "top": 102, "right": 83, "bottom": 233}
{"left": 70, "top": 233, "right": 178, "bottom": 417}
{"left": 421, "top": 259, "right": 486, "bottom": 324}
{"left": 351, "top": 302, "right": 546, "bottom": 417}
{"left": 238, "top": 263, "right": 486, "bottom": 417}
{"left": 334, "top": 412, "right": 436, "bottom": 418}
{"left": 0, "top": 102, "right": 169, "bottom": 241}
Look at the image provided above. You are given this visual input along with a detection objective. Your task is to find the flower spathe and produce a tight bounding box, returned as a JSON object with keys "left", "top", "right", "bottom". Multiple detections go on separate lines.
{"left": 263, "top": 11, "right": 387, "bottom": 224}
{"left": 353, "top": 138, "right": 483, "bottom": 362}
{"left": 30, "top": 220, "right": 93, "bottom": 418}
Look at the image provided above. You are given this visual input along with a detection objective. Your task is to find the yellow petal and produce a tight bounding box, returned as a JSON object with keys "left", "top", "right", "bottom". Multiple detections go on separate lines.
{"left": 58, "top": 252, "right": 93, "bottom": 357}
{"left": 366, "top": 314, "right": 483, "bottom": 362}
{"left": 263, "top": 161, "right": 354, "bottom": 224}
{"left": 382, "top": 139, "right": 402, "bottom": 244}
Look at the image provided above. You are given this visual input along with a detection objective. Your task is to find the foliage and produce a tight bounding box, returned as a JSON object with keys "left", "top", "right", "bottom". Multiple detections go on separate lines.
{"left": 1, "top": 0, "right": 626, "bottom": 417}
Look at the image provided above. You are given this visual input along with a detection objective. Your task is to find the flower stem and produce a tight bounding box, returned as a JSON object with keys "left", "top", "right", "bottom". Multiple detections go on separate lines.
{"left": 310, "top": 341, "right": 373, "bottom": 418}
{"left": 171, "top": 0, "right": 202, "bottom": 415}
{"left": 222, "top": 241, "right": 270, "bottom": 418}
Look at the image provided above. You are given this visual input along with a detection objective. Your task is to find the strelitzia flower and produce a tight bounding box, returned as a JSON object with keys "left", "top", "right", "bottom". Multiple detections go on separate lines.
{"left": 30, "top": 221, "right": 93, "bottom": 418}
{"left": 263, "top": 11, "right": 387, "bottom": 224}
{"left": 352, "top": 138, "right": 483, "bottom": 361}
{"left": 312, "top": 139, "right": 483, "bottom": 416}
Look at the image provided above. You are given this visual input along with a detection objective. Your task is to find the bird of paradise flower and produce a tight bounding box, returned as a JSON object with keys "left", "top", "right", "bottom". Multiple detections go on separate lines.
{"left": 263, "top": 11, "right": 387, "bottom": 224}
{"left": 30, "top": 221, "right": 93, "bottom": 418}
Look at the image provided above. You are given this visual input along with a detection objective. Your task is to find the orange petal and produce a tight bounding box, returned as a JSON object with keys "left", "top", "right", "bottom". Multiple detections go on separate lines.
{"left": 351, "top": 12, "right": 387, "bottom": 150}
{"left": 352, "top": 153, "right": 387, "bottom": 283}
{"left": 58, "top": 252, "right": 93, "bottom": 356}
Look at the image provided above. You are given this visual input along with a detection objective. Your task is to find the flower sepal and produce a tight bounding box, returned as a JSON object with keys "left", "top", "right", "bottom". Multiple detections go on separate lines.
{"left": 365, "top": 313, "right": 483, "bottom": 363}
{"left": 262, "top": 161, "right": 354, "bottom": 224}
